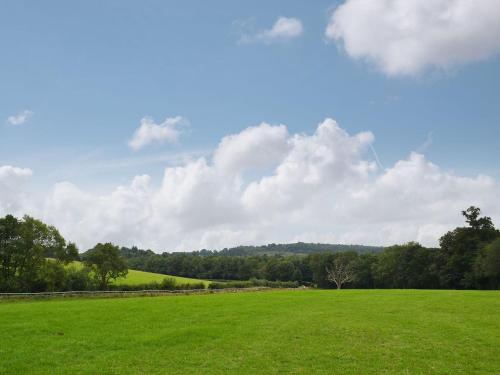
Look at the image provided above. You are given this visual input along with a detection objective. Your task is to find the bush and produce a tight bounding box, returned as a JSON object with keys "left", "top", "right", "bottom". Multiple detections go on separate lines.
{"left": 208, "top": 279, "right": 299, "bottom": 290}
{"left": 161, "top": 277, "right": 177, "bottom": 290}
{"left": 64, "top": 266, "right": 94, "bottom": 291}
{"left": 175, "top": 282, "right": 206, "bottom": 290}
{"left": 104, "top": 278, "right": 206, "bottom": 291}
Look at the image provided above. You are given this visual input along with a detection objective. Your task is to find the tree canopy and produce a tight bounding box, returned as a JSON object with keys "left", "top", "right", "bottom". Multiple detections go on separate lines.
{"left": 0, "top": 215, "right": 79, "bottom": 292}
{"left": 83, "top": 243, "right": 128, "bottom": 289}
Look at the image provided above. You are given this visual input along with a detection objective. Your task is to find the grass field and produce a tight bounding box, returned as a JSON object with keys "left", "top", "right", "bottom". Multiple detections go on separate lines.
{"left": 113, "top": 268, "right": 209, "bottom": 287}
{"left": 1, "top": 290, "right": 499, "bottom": 374}
{"left": 68, "top": 261, "right": 209, "bottom": 287}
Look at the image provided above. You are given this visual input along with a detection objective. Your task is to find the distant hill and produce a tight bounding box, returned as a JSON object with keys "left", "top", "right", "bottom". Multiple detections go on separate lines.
{"left": 202, "top": 243, "right": 384, "bottom": 256}
{"left": 120, "top": 242, "right": 384, "bottom": 258}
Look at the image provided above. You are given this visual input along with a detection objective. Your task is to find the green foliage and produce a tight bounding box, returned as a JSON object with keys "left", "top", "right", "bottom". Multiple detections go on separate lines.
{"left": 462, "top": 206, "right": 496, "bottom": 231}
{"left": 208, "top": 279, "right": 299, "bottom": 289}
{"left": 83, "top": 243, "right": 128, "bottom": 290}
{"left": 0, "top": 215, "right": 79, "bottom": 292}
{"left": 438, "top": 207, "right": 499, "bottom": 288}
{"left": 210, "top": 242, "right": 384, "bottom": 256}
{"left": 375, "top": 242, "right": 439, "bottom": 289}
{"left": 64, "top": 266, "right": 94, "bottom": 291}
{"left": 476, "top": 238, "right": 500, "bottom": 288}
{"left": 106, "top": 278, "right": 206, "bottom": 291}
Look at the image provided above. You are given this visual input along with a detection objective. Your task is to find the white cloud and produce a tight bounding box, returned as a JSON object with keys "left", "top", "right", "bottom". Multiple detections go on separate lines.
{"left": 0, "top": 166, "right": 33, "bottom": 215}
{"left": 326, "top": 0, "right": 500, "bottom": 76}
{"left": 242, "top": 119, "right": 376, "bottom": 214}
{"left": 213, "top": 122, "right": 289, "bottom": 174}
{"left": 3, "top": 119, "right": 500, "bottom": 251}
{"left": 7, "top": 110, "right": 33, "bottom": 125}
{"left": 129, "top": 116, "right": 188, "bottom": 150}
{"left": 32, "top": 118, "right": 500, "bottom": 251}
{"left": 261, "top": 17, "right": 303, "bottom": 41}
{"left": 239, "top": 17, "right": 303, "bottom": 44}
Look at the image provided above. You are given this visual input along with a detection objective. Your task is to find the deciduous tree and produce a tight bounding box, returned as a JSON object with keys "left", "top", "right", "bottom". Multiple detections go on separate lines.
{"left": 84, "top": 243, "right": 128, "bottom": 290}
{"left": 326, "top": 254, "right": 355, "bottom": 289}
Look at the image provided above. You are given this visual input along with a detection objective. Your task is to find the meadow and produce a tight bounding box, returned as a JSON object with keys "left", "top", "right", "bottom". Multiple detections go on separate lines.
{"left": 1, "top": 289, "right": 499, "bottom": 374}
{"left": 67, "top": 261, "right": 210, "bottom": 287}
{"left": 113, "top": 268, "right": 209, "bottom": 286}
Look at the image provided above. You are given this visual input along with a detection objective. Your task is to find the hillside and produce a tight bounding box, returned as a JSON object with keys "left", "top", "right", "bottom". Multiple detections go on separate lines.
{"left": 68, "top": 261, "right": 209, "bottom": 287}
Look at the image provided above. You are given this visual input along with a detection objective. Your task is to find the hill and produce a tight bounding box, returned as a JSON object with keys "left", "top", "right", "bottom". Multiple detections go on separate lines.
{"left": 1, "top": 290, "right": 498, "bottom": 374}
{"left": 206, "top": 242, "right": 384, "bottom": 256}
{"left": 68, "top": 261, "right": 209, "bottom": 287}
{"left": 121, "top": 242, "right": 384, "bottom": 258}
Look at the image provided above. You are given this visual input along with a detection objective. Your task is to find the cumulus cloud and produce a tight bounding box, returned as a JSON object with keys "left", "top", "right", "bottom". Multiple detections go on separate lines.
{"left": 129, "top": 116, "right": 188, "bottom": 150}
{"left": 326, "top": 0, "right": 500, "bottom": 76}
{"left": 0, "top": 165, "right": 33, "bottom": 215}
{"left": 213, "top": 122, "right": 290, "bottom": 174}
{"left": 29, "top": 118, "right": 499, "bottom": 251}
{"left": 7, "top": 110, "right": 33, "bottom": 125}
{"left": 3, "top": 119, "right": 499, "bottom": 251}
{"left": 242, "top": 119, "right": 376, "bottom": 214}
{"left": 239, "top": 17, "right": 303, "bottom": 44}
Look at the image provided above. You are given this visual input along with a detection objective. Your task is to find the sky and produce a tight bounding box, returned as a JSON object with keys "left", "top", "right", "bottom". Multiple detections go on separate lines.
{"left": 1, "top": 0, "right": 500, "bottom": 252}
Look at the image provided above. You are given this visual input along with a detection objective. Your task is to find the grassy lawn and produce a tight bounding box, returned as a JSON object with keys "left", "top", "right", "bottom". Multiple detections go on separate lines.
{"left": 0, "top": 290, "right": 498, "bottom": 374}
{"left": 67, "top": 261, "right": 209, "bottom": 287}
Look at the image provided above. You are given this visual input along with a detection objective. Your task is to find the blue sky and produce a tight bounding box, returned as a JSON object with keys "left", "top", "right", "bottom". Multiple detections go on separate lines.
{"left": 1, "top": 1, "right": 500, "bottom": 251}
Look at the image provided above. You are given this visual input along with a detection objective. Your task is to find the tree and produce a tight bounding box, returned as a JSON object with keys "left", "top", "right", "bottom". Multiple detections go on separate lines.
{"left": 350, "top": 253, "right": 377, "bottom": 288}
{"left": 438, "top": 207, "right": 499, "bottom": 289}
{"left": 374, "top": 242, "right": 439, "bottom": 289}
{"left": 84, "top": 243, "right": 128, "bottom": 289}
{"left": 326, "top": 254, "right": 356, "bottom": 289}
{"left": 476, "top": 238, "right": 500, "bottom": 289}
{"left": 308, "top": 253, "right": 336, "bottom": 288}
{"left": 0, "top": 215, "right": 21, "bottom": 291}
{"left": 0, "top": 215, "right": 79, "bottom": 292}
{"left": 462, "top": 206, "right": 495, "bottom": 231}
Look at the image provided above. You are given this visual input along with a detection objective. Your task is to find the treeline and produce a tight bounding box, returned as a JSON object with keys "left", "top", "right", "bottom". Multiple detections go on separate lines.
{"left": 122, "top": 207, "right": 500, "bottom": 289}
{"left": 1, "top": 206, "right": 500, "bottom": 292}
{"left": 198, "top": 243, "right": 383, "bottom": 256}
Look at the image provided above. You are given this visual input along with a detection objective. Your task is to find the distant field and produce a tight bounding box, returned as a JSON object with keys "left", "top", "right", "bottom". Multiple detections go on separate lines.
{"left": 0, "top": 290, "right": 499, "bottom": 374}
{"left": 68, "top": 261, "right": 209, "bottom": 287}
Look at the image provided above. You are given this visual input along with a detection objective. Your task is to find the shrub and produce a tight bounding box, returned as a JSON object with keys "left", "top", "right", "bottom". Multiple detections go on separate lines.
{"left": 104, "top": 278, "right": 206, "bottom": 292}
{"left": 208, "top": 279, "right": 299, "bottom": 290}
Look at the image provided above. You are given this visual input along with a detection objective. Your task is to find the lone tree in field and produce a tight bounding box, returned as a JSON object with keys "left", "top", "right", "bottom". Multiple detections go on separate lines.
{"left": 326, "top": 256, "right": 355, "bottom": 289}
{"left": 84, "top": 243, "right": 128, "bottom": 290}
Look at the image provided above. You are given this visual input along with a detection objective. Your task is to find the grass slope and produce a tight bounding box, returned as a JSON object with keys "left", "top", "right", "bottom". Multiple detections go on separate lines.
{"left": 1, "top": 290, "right": 499, "bottom": 374}
{"left": 69, "top": 261, "right": 209, "bottom": 287}
{"left": 114, "top": 268, "right": 209, "bottom": 287}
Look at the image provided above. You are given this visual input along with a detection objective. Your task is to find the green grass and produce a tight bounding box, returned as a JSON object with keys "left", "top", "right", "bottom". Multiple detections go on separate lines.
{"left": 68, "top": 261, "right": 209, "bottom": 287}
{"left": 113, "top": 268, "right": 209, "bottom": 287}
{"left": 1, "top": 290, "right": 499, "bottom": 374}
